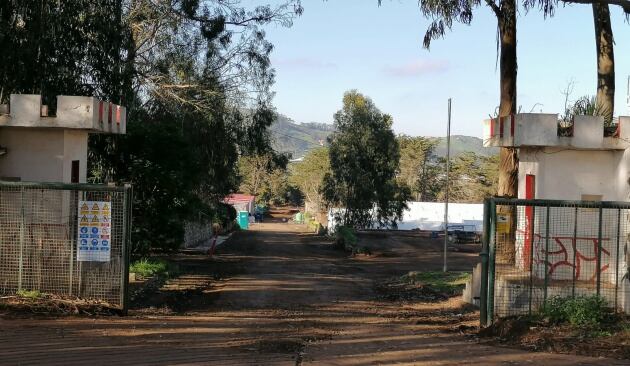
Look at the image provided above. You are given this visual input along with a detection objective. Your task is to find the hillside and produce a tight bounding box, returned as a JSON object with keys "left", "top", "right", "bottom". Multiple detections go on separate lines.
{"left": 270, "top": 114, "right": 333, "bottom": 158}
{"left": 434, "top": 135, "right": 498, "bottom": 158}
{"left": 270, "top": 115, "right": 498, "bottom": 158}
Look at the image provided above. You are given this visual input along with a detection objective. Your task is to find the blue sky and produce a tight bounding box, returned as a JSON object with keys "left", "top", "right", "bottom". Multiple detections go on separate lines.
{"left": 263, "top": 0, "right": 630, "bottom": 137}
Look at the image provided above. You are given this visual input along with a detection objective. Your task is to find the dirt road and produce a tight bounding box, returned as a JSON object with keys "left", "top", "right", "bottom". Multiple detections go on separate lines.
{"left": 0, "top": 220, "right": 626, "bottom": 365}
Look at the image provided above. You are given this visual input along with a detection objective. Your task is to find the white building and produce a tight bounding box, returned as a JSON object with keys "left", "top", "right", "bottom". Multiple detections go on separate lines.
{"left": 483, "top": 113, "right": 630, "bottom": 314}
{"left": 0, "top": 94, "right": 126, "bottom": 183}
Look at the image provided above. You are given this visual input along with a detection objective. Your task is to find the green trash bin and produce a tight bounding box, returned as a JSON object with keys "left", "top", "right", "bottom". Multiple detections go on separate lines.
{"left": 238, "top": 211, "right": 249, "bottom": 230}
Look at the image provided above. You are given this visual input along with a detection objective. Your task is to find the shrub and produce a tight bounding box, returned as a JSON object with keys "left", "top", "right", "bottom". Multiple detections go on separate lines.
{"left": 335, "top": 226, "right": 357, "bottom": 251}
{"left": 540, "top": 295, "right": 609, "bottom": 327}
{"left": 130, "top": 259, "right": 172, "bottom": 278}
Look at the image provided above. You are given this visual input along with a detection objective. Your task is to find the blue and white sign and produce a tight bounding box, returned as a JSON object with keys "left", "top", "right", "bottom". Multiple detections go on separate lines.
{"left": 77, "top": 200, "right": 112, "bottom": 262}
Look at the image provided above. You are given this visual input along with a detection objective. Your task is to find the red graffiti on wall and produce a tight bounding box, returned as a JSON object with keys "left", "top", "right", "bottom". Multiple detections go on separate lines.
{"left": 518, "top": 230, "right": 610, "bottom": 283}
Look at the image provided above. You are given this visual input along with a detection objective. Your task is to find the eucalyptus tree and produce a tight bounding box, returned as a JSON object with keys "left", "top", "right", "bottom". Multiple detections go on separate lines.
{"left": 530, "top": 0, "right": 629, "bottom": 124}
{"left": 322, "top": 91, "right": 411, "bottom": 229}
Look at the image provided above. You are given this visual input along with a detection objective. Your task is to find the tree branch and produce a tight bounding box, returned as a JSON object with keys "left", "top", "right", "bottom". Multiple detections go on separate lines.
{"left": 485, "top": 0, "right": 502, "bottom": 17}
{"left": 560, "top": 0, "right": 630, "bottom": 13}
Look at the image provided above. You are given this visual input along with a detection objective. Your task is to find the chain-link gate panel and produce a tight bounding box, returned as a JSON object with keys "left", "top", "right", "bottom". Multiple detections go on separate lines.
{"left": 481, "top": 198, "right": 630, "bottom": 325}
{"left": 0, "top": 182, "right": 131, "bottom": 310}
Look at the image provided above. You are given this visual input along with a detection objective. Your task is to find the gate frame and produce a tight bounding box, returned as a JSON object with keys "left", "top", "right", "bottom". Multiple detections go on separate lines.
{"left": 480, "top": 197, "right": 630, "bottom": 327}
{"left": 0, "top": 180, "right": 133, "bottom": 313}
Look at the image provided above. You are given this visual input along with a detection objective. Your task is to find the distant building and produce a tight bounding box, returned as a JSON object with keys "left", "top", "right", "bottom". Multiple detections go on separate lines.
{"left": 223, "top": 194, "right": 256, "bottom": 214}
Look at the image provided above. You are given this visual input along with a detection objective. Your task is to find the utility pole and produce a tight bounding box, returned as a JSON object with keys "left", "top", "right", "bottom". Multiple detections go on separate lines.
{"left": 443, "top": 98, "right": 452, "bottom": 273}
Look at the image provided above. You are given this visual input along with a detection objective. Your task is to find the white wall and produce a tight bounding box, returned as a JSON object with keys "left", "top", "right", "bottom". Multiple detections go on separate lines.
{"left": 519, "top": 147, "right": 622, "bottom": 201}
{"left": 0, "top": 127, "right": 88, "bottom": 183}
{"left": 0, "top": 128, "right": 65, "bottom": 182}
{"left": 328, "top": 202, "right": 483, "bottom": 232}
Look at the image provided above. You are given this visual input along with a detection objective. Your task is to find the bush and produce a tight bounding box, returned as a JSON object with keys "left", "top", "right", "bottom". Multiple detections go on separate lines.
{"left": 540, "top": 295, "right": 609, "bottom": 327}
{"left": 130, "top": 259, "right": 172, "bottom": 278}
{"left": 335, "top": 226, "right": 357, "bottom": 251}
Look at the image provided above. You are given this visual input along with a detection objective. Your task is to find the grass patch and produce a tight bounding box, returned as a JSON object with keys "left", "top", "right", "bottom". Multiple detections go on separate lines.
{"left": 401, "top": 271, "right": 471, "bottom": 295}
{"left": 16, "top": 289, "right": 42, "bottom": 299}
{"left": 130, "top": 258, "right": 174, "bottom": 278}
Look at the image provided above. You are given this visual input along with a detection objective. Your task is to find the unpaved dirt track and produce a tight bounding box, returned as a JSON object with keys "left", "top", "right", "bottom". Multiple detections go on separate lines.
{"left": 0, "top": 221, "right": 626, "bottom": 365}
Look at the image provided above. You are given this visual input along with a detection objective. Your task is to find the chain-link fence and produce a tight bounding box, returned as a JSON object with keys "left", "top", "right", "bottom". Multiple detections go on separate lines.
{"left": 480, "top": 198, "right": 630, "bottom": 325}
{"left": 0, "top": 181, "right": 132, "bottom": 311}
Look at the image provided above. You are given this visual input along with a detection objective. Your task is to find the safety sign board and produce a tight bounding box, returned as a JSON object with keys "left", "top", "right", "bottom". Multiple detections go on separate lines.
{"left": 77, "top": 200, "right": 111, "bottom": 262}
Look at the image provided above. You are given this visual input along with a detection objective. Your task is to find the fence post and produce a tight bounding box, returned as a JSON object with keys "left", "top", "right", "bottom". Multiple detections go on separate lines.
{"left": 480, "top": 198, "right": 490, "bottom": 327}
{"left": 597, "top": 205, "right": 603, "bottom": 297}
{"left": 615, "top": 208, "right": 621, "bottom": 311}
{"left": 120, "top": 185, "right": 132, "bottom": 315}
{"left": 572, "top": 206, "right": 578, "bottom": 298}
{"left": 487, "top": 199, "right": 497, "bottom": 325}
{"left": 18, "top": 186, "right": 25, "bottom": 291}
{"left": 543, "top": 205, "right": 550, "bottom": 303}
{"left": 528, "top": 205, "right": 536, "bottom": 316}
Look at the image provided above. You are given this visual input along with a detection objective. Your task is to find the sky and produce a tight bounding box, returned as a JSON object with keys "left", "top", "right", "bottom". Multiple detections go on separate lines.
{"left": 262, "top": 0, "right": 630, "bottom": 137}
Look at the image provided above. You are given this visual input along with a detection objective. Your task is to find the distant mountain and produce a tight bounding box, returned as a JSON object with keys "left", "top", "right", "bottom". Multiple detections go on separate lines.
{"left": 270, "top": 115, "right": 497, "bottom": 159}
{"left": 434, "top": 135, "right": 498, "bottom": 158}
{"left": 270, "top": 114, "right": 334, "bottom": 158}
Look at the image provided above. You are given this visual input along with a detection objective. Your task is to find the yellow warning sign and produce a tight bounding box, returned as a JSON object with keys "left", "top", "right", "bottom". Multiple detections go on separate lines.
{"left": 80, "top": 215, "right": 88, "bottom": 224}
{"left": 92, "top": 203, "right": 100, "bottom": 211}
{"left": 103, "top": 203, "right": 110, "bottom": 211}
{"left": 80, "top": 203, "right": 89, "bottom": 212}
{"left": 91, "top": 215, "right": 100, "bottom": 223}
{"left": 497, "top": 214, "right": 511, "bottom": 234}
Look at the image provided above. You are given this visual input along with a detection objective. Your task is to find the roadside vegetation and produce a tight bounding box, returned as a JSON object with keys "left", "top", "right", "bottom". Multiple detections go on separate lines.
{"left": 482, "top": 295, "right": 630, "bottom": 359}
{"left": 130, "top": 259, "right": 177, "bottom": 279}
{"left": 401, "top": 271, "right": 471, "bottom": 297}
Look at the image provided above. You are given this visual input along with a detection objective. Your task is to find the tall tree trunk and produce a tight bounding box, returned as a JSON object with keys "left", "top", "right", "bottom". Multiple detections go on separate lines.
{"left": 593, "top": 3, "right": 615, "bottom": 123}
{"left": 496, "top": 0, "right": 518, "bottom": 264}
{"left": 497, "top": 0, "right": 518, "bottom": 198}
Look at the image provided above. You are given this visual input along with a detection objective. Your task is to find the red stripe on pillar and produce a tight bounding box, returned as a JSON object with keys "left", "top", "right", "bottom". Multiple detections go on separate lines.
{"left": 499, "top": 117, "right": 504, "bottom": 138}
{"left": 490, "top": 118, "right": 495, "bottom": 137}
{"left": 116, "top": 106, "right": 121, "bottom": 124}
{"left": 108, "top": 103, "right": 112, "bottom": 124}
{"left": 98, "top": 101, "right": 103, "bottom": 123}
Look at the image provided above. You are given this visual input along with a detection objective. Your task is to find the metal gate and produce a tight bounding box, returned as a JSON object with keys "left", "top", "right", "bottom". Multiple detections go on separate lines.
{"left": 480, "top": 197, "right": 630, "bottom": 326}
{"left": 0, "top": 181, "right": 132, "bottom": 312}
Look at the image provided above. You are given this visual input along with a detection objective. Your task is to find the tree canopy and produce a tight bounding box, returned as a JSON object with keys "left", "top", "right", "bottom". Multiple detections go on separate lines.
{"left": 322, "top": 91, "right": 410, "bottom": 229}
{"left": 0, "top": 0, "right": 302, "bottom": 253}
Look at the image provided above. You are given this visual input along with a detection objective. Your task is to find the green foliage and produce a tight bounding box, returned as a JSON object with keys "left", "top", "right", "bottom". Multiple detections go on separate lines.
{"left": 129, "top": 259, "right": 174, "bottom": 278}
{"left": 441, "top": 152, "right": 499, "bottom": 203}
{"left": 335, "top": 226, "right": 358, "bottom": 251}
{"left": 290, "top": 147, "right": 330, "bottom": 210}
{"left": 540, "top": 295, "right": 610, "bottom": 327}
{"left": 16, "top": 289, "right": 42, "bottom": 299}
{"left": 238, "top": 153, "right": 292, "bottom": 205}
{"left": 0, "top": 1, "right": 302, "bottom": 254}
{"left": 323, "top": 91, "right": 411, "bottom": 229}
{"left": 401, "top": 271, "right": 471, "bottom": 295}
{"left": 397, "top": 136, "right": 440, "bottom": 201}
